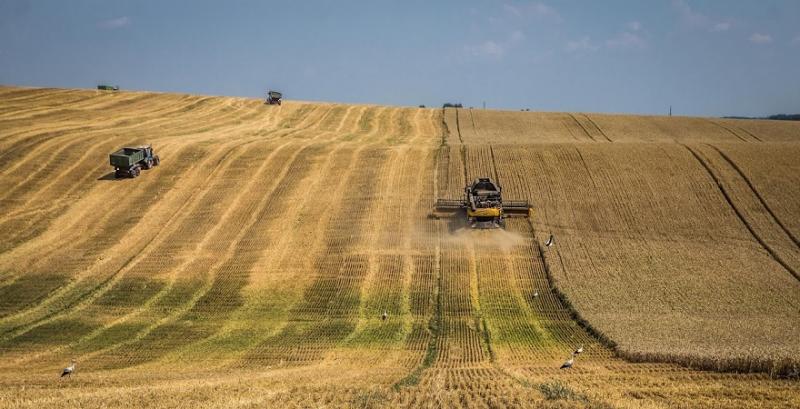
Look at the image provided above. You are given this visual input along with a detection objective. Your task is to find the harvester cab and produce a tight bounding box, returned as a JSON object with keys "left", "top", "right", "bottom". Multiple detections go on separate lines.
{"left": 434, "top": 178, "right": 531, "bottom": 229}
{"left": 266, "top": 90, "right": 282, "bottom": 105}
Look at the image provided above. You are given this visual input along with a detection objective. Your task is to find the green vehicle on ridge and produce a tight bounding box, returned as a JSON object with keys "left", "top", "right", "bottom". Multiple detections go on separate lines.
{"left": 109, "top": 145, "right": 160, "bottom": 178}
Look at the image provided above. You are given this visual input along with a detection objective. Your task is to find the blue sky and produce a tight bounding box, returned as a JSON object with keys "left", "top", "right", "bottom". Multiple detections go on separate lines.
{"left": 1, "top": 1, "right": 798, "bottom": 116}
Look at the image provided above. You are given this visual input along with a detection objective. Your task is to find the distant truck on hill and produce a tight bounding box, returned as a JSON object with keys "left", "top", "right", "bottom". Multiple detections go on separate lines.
{"left": 266, "top": 90, "right": 282, "bottom": 105}
{"left": 97, "top": 84, "right": 120, "bottom": 91}
{"left": 110, "top": 145, "right": 160, "bottom": 178}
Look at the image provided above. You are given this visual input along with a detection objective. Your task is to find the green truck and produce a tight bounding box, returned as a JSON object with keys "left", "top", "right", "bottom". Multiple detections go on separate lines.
{"left": 266, "top": 90, "right": 282, "bottom": 105}
{"left": 97, "top": 84, "right": 120, "bottom": 91}
{"left": 110, "top": 145, "right": 160, "bottom": 178}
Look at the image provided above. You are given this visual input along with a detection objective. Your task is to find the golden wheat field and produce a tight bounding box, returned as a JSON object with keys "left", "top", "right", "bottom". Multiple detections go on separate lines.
{"left": 0, "top": 86, "right": 799, "bottom": 408}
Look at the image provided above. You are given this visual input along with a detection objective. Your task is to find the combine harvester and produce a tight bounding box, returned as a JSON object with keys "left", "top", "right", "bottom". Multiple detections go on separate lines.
{"left": 434, "top": 177, "right": 530, "bottom": 228}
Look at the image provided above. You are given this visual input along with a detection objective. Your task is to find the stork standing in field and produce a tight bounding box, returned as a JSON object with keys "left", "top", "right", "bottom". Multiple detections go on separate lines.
{"left": 381, "top": 310, "right": 388, "bottom": 321}
{"left": 560, "top": 355, "right": 574, "bottom": 369}
{"left": 545, "top": 234, "right": 555, "bottom": 247}
{"left": 574, "top": 345, "right": 584, "bottom": 355}
{"left": 61, "top": 359, "right": 76, "bottom": 378}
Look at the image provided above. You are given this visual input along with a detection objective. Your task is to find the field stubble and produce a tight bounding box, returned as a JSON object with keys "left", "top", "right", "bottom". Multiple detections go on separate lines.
{"left": 0, "top": 87, "right": 798, "bottom": 407}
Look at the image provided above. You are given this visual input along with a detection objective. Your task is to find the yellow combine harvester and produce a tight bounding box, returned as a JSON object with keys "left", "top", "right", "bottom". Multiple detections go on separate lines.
{"left": 434, "top": 177, "right": 531, "bottom": 228}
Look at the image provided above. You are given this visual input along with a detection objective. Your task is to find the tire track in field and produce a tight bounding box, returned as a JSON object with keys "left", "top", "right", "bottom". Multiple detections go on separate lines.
{"left": 706, "top": 119, "right": 755, "bottom": 143}
{"left": 567, "top": 113, "right": 597, "bottom": 142}
{"left": 581, "top": 114, "right": 612, "bottom": 142}
{"left": 709, "top": 144, "right": 799, "bottom": 248}
{"left": 682, "top": 144, "right": 800, "bottom": 281}
{"left": 728, "top": 123, "right": 764, "bottom": 142}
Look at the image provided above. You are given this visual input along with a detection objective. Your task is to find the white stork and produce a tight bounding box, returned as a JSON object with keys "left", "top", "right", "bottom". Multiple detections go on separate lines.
{"left": 574, "top": 345, "right": 584, "bottom": 355}
{"left": 545, "top": 234, "right": 555, "bottom": 247}
{"left": 559, "top": 355, "right": 574, "bottom": 369}
{"left": 61, "top": 359, "right": 76, "bottom": 378}
{"left": 381, "top": 310, "right": 388, "bottom": 321}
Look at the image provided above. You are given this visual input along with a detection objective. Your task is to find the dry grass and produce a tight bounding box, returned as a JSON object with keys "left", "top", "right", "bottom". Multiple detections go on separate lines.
{"left": 0, "top": 86, "right": 799, "bottom": 408}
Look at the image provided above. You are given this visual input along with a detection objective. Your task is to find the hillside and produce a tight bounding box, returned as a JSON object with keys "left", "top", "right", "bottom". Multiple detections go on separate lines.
{"left": 0, "top": 86, "right": 799, "bottom": 408}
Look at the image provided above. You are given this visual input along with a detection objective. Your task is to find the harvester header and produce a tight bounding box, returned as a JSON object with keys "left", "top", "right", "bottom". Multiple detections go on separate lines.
{"left": 434, "top": 178, "right": 530, "bottom": 228}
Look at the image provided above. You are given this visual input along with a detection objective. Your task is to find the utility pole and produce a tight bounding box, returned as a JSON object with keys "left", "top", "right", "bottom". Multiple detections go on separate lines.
{"left": 483, "top": 101, "right": 486, "bottom": 110}
{"left": 669, "top": 105, "right": 672, "bottom": 117}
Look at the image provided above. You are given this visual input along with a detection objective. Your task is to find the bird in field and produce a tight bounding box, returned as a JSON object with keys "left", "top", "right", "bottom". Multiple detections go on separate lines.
{"left": 574, "top": 345, "right": 584, "bottom": 355}
{"left": 560, "top": 355, "right": 574, "bottom": 369}
{"left": 61, "top": 359, "right": 76, "bottom": 378}
{"left": 545, "top": 234, "right": 555, "bottom": 247}
{"left": 533, "top": 290, "right": 539, "bottom": 298}
{"left": 381, "top": 311, "right": 388, "bottom": 321}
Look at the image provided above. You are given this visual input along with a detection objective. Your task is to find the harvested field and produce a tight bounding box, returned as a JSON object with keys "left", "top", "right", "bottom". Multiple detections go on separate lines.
{"left": 0, "top": 86, "right": 799, "bottom": 408}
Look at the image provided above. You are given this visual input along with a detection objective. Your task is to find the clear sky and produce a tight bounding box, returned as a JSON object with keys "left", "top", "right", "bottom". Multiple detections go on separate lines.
{"left": 1, "top": 1, "right": 799, "bottom": 116}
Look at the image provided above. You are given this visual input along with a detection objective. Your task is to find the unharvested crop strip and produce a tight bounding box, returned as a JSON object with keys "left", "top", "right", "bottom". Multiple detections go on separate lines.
{"left": 524, "top": 219, "right": 617, "bottom": 349}
{"left": 682, "top": 144, "right": 800, "bottom": 281}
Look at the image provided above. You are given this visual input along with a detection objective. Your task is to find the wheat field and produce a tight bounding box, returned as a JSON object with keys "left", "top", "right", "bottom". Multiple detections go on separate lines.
{"left": 0, "top": 86, "right": 798, "bottom": 408}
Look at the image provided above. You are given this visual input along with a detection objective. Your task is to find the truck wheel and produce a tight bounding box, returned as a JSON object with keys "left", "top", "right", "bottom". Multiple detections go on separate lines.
{"left": 131, "top": 167, "right": 140, "bottom": 178}
{"left": 143, "top": 160, "right": 152, "bottom": 170}
{"left": 154, "top": 156, "right": 160, "bottom": 166}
